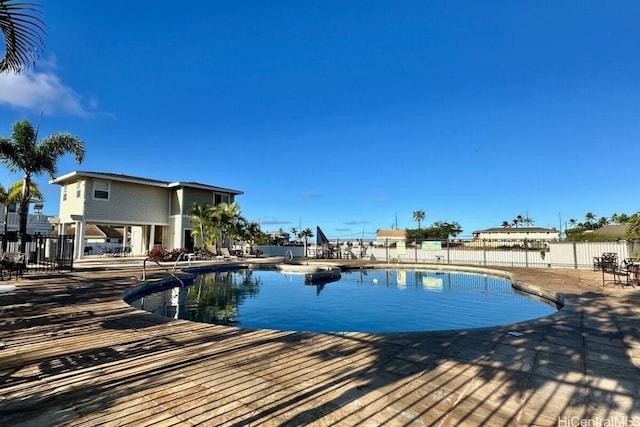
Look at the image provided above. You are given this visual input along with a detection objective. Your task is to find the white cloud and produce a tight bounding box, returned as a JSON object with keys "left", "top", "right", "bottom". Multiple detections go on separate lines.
{"left": 0, "top": 66, "right": 96, "bottom": 117}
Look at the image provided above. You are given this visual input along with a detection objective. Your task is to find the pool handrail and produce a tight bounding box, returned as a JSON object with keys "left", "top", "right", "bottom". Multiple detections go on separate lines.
{"left": 284, "top": 249, "right": 294, "bottom": 262}
{"left": 142, "top": 256, "right": 186, "bottom": 287}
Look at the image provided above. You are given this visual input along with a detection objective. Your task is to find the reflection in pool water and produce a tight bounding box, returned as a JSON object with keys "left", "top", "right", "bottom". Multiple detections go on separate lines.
{"left": 128, "top": 268, "right": 559, "bottom": 333}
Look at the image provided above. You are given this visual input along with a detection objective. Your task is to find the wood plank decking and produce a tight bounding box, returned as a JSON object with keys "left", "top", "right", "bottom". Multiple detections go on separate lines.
{"left": 1, "top": 263, "right": 640, "bottom": 426}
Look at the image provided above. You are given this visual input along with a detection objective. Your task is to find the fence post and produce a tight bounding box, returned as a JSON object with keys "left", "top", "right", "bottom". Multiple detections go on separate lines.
{"left": 573, "top": 242, "right": 578, "bottom": 269}
{"left": 446, "top": 239, "right": 450, "bottom": 264}
{"left": 483, "top": 240, "right": 487, "bottom": 266}
{"left": 385, "top": 238, "right": 389, "bottom": 263}
{"left": 414, "top": 239, "right": 418, "bottom": 263}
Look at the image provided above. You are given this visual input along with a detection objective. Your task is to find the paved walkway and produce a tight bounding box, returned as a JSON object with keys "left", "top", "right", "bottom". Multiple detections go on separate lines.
{"left": 1, "top": 261, "right": 639, "bottom": 426}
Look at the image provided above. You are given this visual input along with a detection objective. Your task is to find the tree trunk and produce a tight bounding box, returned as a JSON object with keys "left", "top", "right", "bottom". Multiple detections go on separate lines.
{"left": 18, "top": 176, "right": 31, "bottom": 253}
{"left": 18, "top": 200, "right": 29, "bottom": 253}
{"left": 2, "top": 207, "right": 7, "bottom": 252}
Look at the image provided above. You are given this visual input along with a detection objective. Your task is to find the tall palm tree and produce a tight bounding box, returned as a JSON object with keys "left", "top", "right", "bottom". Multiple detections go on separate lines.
{"left": 0, "top": 1, "right": 46, "bottom": 73}
{"left": 523, "top": 216, "right": 534, "bottom": 228}
{"left": 568, "top": 218, "right": 577, "bottom": 229}
{"left": 413, "top": 210, "right": 425, "bottom": 229}
{"left": 512, "top": 215, "right": 524, "bottom": 228}
{"left": 501, "top": 221, "right": 511, "bottom": 228}
{"left": 300, "top": 227, "right": 313, "bottom": 257}
{"left": 0, "top": 119, "right": 85, "bottom": 250}
{"left": 584, "top": 212, "right": 596, "bottom": 229}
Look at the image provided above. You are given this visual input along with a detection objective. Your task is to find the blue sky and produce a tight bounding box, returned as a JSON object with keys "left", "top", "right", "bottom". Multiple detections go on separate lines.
{"left": 1, "top": 1, "right": 639, "bottom": 239}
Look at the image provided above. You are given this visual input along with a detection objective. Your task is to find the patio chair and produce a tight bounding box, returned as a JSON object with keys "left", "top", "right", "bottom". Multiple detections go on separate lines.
{"left": 1, "top": 252, "right": 26, "bottom": 280}
{"left": 593, "top": 256, "right": 602, "bottom": 271}
{"left": 219, "top": 247, "right": 236, "bottom": 260}
{"left": 600, "top": 253, "right": 618, "bottom": 274}
{"left": 614, "top": 258, "right": 637, "bottom": 287}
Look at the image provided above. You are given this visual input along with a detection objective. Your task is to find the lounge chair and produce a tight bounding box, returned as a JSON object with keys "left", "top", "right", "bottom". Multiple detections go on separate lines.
{"left": 219, "top": 247, "right": 241, "bottom": 260}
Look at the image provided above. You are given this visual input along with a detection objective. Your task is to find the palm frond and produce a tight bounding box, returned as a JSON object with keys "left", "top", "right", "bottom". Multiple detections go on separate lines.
{"left": 8, "top": 178, "right": 41, "bottom": 202}
{"left": 0, "top": 1, "right": 46, "bottom": 73}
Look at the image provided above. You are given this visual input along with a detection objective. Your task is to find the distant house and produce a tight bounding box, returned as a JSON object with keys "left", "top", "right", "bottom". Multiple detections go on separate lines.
{"left": 587, "top": 224, "right": 629, "bottom": 238}
{"left": 50, "top": 171, "right": 243, "bottom": 259}
{"left": 265, "top": 230, "right": 291, "bottom": 245}
{"left": 1, "top": 201, "right": 55, "bottom": 235}
{"left": 376, "top": 229, "right": 406, "bottom": 246}
{"left": 472, "top": 227, "right": 560, "bottom": 241}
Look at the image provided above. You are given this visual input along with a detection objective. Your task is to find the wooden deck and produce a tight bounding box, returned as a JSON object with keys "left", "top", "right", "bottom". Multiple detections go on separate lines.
{"left": 1, "top": 262, "right": 640, "bottom": 426}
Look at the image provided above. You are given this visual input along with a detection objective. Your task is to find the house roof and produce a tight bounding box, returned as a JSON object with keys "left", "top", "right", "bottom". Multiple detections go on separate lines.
{"left": 50, "top": 171, "right": 244, "bottom": 195}
{"left": 473, "top": 227, "right": 559, "bottom": 233}
{"left": 376, "top": 229, "right": 406, "bottom": 238}
{"left": 589, "top": 224, "right": 629, "bottom": 236}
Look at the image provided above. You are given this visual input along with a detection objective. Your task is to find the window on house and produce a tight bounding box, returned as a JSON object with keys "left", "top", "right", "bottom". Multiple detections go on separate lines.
{"left": 214, "top": 194, "right": 222, "bottom": 205}
{"left": 93, "top": 180, "right": 110, "bottom": 200}
{"left": 76, "top": 181, "right": 82, "bottom": 198}
{"left": 62, "top": 185, "right": 68, "bottom": 201}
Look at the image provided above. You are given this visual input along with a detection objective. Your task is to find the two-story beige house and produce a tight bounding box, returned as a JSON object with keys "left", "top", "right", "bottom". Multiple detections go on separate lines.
{"left": 50, "top": 171, "right": 243, "bottom": 259}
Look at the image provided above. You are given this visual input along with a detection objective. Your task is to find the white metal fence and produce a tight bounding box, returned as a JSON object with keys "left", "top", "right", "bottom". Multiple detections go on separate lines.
{"left": 258, "top": 239, "right": 633, "bottom": 270}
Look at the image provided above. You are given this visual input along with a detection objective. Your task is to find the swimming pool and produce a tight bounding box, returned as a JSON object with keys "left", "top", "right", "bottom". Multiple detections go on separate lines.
{"left": 127, "top": 268, "right": 559, "bottom": 333}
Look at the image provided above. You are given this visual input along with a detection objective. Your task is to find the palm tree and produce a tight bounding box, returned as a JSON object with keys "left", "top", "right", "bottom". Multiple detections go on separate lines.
{"left": 289, "top": 227, "right": 299, "bottom": 243}
{"left": 0, "top": 183, "right": 12, "bottom": 235}
{"left": 300, "top": 227, "right": 313, "bottom": 257}
{"left": 190, "top": 202, "right": 216, "bottom": 251}
{"left": 0, "top": 119, "right": 85, "bottom": 251}
{"left": 214, "top": 201, "right": 241, "bottom": 249}
{"left": 523, "top": 216, "right": 534, "bottom": 228}
{"left": 240, "top": 221, "right": 262, "bottom": 255}
{"left": 501, "top": 221, "right": 511, "bottom": 228}
{"left": 413, "top": 210, "right": 425, "bottom": 229}
{"left": 0, "top": 180, "right": 41, "bottom": 251}
{"left": 568, "top": 218, "right": 577, "bottom": 229}
{"left": 0, "top": 1, "right": 46, "bottom": 73}
{"left": 585, "top": 212, "right": 597, "bottom": 229}
{"left": 512, "top": 215, "right": 524, "bottom": 228}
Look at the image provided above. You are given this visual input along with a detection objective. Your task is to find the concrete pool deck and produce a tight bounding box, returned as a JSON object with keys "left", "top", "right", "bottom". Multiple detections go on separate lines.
{"left": 1, "top": 260, "right": 639, "bottom": 426}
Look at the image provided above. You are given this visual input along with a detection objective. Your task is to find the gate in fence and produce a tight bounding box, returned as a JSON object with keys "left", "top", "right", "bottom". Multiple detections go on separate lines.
{"left": 1, "top": 233, "right": 75, "bottom": 273}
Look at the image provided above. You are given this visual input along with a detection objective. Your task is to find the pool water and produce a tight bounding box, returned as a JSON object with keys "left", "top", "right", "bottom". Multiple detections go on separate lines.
{"left": 128, "top": 268, "right": 559, "bottom": 333}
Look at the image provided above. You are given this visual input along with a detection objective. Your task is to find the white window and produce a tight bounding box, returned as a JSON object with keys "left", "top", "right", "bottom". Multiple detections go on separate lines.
{"left": 76, "top": 181, "right": 82, "bottom": 198}
{"left": 93, "top": 180, "right": 110, "bottom": 200}
{"left": 62, "top": 185, "right": 68, "bottom": 201}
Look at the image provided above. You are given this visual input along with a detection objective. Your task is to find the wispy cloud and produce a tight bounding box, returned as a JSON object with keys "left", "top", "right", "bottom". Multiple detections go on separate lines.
{"left": 0, "top": 57, "right": 99, "bottom": 117}
{"left": 255, "top": 218, "right": 292, "bottom": 226}
{"left": 344, "top": 221, "right": 370, "bottom": 226}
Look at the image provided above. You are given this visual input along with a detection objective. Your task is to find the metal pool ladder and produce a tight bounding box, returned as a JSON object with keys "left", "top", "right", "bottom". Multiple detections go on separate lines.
{"left": 142, "top": 255, "right": 187, "bottom": 286}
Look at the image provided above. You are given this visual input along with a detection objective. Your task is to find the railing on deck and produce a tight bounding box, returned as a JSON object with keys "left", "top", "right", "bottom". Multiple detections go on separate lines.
{"left": 1, "top": 233, "right": 75, "bottom": 273}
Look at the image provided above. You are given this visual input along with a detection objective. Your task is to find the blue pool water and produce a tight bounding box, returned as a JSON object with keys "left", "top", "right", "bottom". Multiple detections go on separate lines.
{"left": 128, "top": 268, "right": 559, "bottom": 333}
